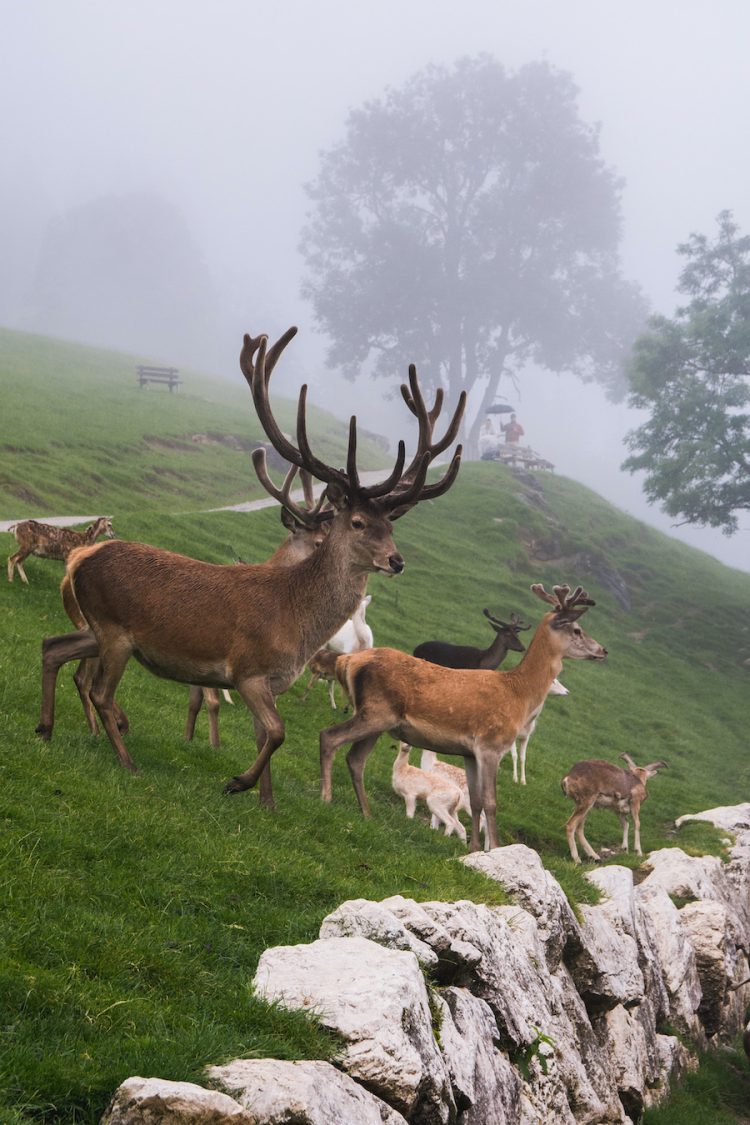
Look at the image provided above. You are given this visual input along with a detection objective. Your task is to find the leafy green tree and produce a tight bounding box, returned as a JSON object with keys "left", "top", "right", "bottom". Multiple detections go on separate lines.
{"left": 301, "top": 55, "right": 647, "bottom": 452}
{"left": 623, "top": 211, "right": 750, "bottom": 534}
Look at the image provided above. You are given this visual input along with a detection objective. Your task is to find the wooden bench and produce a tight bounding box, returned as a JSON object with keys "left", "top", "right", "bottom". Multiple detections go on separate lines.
{"left": 136, "top": 365, "right": 182, "bottom": 391}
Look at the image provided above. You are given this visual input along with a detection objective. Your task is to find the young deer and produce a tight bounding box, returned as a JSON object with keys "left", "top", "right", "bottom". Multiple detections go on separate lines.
{"left": 319, "top": 584, "right": 607, "bottom": 851}
{"left": 302, "top": 595, "right": 373, "bottom": 708}
{"left": 392, "top": 744, "right": 466, "bottom": 842}
{"left": 413, "top": 609, "right": 529, "bottom": 669}
{"left": 561, "top": 753, "right": 668, "bottom": 864}
{"left": 44, "top": 327, "right": 464, "bottom": 806}
{"left": 8, "top": 517, "right": 114, "bottom": 584}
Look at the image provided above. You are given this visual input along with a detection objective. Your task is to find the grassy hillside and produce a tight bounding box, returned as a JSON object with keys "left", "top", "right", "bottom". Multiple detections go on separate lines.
{"left": 0, "top": 327, "right": 383, "bottom": 517}
{"left": 1, "top": 332, "right": 749, "bottom": 1122}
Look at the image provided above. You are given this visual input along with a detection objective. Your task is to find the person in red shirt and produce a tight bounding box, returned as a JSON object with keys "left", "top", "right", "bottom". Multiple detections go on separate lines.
{"left": 501, "top": 413, "right": 524, "bottom": 445}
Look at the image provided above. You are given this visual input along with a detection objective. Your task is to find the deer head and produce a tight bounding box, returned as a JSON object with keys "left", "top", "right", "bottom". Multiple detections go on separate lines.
{"left": 483, "top": 608, "right": 530, "bottom": 653}
{"left": 241, "top": 328, "right": 466, "bottom": 576}
{"left": 531, "top": 583, "right": 607, "bottom": 661}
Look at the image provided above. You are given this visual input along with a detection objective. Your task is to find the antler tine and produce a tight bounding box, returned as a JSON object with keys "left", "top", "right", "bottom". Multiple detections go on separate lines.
{"left": 345, "top": 415, "right": 361, "bottom": 492}
{"left": 530, "top": 583, "right": 561, "bottom": 607}
{"left": 410, "top": 445, "right": 463, "bottom": 505}
{"left": 251, "top": 448, "right": 318, "bottom": 529}
{"left": 241, "top": 333, "right": 306, "bottom": 470}
{"left": 553, "top": 584, "right": 572, "bottom": 608}
{"left": 359, "top": 440, "right": 408, "bottom": 500}
{"left": 510, "top": 612, "right": 532, "bottom": 631}
{"left": 299, "top": 469, "right": 316, "bottom": 510}
{"left": 399, "top": 368, "right": 466, "bottom": 480}
{"left": 295, "top": 384, "right": 350, "bottom": 490}
{"left": 265, "top": 325, "right": 298, "bottom": 375}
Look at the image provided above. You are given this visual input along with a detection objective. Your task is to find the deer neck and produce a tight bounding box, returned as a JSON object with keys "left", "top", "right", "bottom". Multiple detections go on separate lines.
{"left": 286, "top": 533, "right": 368, "bottom": 659}
{"left": 482, "top": 632, "right": 509, "bottom": 669}
{"left": 501, "top": 625, "right": 563, "bottom": 716}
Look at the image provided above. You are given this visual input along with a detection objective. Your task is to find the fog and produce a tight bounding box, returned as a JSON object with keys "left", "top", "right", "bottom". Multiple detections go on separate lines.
{"left": 3, "top": 0, "right": 749, "bottom": 570}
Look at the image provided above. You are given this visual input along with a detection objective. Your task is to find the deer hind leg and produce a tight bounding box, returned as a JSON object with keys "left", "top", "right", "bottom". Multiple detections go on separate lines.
{"left": 618, "top": 812, "right": 630, "bottom": 853}
{"left": 566, "top": 797, "right": 600, "bottom": 863}
{"left": 427, "top": 790, "right": 467, "bottom": 843}
{"left": 202, "top": 688, "right": 221, "bottom": 748}
{"left": 37, "top": 630, "right": 99, "bottom": 739}
{"left": 328, "top": 678, "right": 337, "bottom": 709}
{"left": 8, "top": 550, "right": 30, "bottom": 583}
{"left": 345, "top": 733, "right": 382, "bottom": 817}
{"left": 463, "top": 755, "right": 487, "bottom": 853}
{"left": 184, "top": 685, "right": 203, "bottom": 743}
{"left": 223, "top": 677, "right": 285, "bottom": 805}
{"left": 319, "top": 707, "right": 388, "bottom": 808}
{"left": 88, "top": 640, "right": 138, "bottom": 772}
{"left": 510, "top": 740, "right": 518, "bottom": 783}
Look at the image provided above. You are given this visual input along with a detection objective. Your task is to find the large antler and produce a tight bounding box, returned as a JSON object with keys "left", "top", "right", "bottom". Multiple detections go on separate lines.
{"left": 250, "top": 451, "right": 333, "bottom": 529}
{"left": 241, "top": 328, "right": 464, "bottom": 517}
{"left": 531, "top": 583, "right": 597, "bottom": 616}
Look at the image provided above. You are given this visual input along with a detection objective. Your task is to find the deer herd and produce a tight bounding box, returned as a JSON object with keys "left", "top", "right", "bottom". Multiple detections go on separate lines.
{"left": 7, "top": 326, "right": 666, "bottom": 859}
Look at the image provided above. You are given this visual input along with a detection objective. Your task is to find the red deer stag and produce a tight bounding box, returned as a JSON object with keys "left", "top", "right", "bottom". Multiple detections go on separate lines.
{"left": 38, "top": 469, "right": 330, "bottom": 748}
{"left": 44, "top": 327, "right": 464, "bottom": 805}
{"left": 7, "top": 517, "right": 114, "bottom": 584}
{"left": 319, "top": 584, "right": 607, "bottom": 851}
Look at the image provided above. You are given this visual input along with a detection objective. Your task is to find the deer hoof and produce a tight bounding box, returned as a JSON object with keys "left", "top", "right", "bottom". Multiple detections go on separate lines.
{"left": 35, "top": 723, "right": 52, "bottom": 741}
{"left": 223, "top": 777, "right": 247, "bottom": 795}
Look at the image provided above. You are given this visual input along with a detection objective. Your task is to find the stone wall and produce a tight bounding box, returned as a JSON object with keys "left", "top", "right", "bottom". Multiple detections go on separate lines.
{"left": 102, "top": 804, "right": 750, "bottom": 1124}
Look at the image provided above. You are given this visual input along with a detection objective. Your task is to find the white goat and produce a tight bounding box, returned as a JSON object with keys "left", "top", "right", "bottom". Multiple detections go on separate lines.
{"left": 561, "top": 753, "right": 668, "bottom": 863}
{"left": 393, "top": 744, "right": 466, "bottom": 841}
{"left": 303, "top": 595, "right": 373, "bottom": 708}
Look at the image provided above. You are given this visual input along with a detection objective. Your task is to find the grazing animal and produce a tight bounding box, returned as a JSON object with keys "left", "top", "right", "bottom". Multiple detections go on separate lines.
{"left": 561, "top": 753, "right": 668, "bottom": 864}
{"left": 319, "top": 583, "right": 607, "bottom": 851}
{"left": 8, "top": 517, "right": 114, "bottom": 584}
{"left": 42, "top": 327, "right": 464, "bottom": 807}
{"left": 303, "top": 595, "right": 373, "bottom": 708}
{"left": 392, "top": 743, "right": 466, "bottom": 841}
{"left": 413, "top": 609, "right": 529, "bottom": 669}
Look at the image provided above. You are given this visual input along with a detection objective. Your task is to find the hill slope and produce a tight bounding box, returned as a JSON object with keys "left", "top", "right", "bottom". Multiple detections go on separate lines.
{"left": 0, "top": 327, "right": 384, "bottom": 517}
{"left": 1, "top": 332, "right": 749, "bottom": 1122}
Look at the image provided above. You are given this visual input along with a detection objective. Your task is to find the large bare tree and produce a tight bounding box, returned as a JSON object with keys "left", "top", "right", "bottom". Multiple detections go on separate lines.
{"left": 301, "top": 55, "right": 647, "bottom": 453}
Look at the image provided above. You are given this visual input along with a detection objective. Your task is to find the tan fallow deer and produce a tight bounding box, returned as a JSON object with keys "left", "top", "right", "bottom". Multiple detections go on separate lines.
{"left": 42, "top": 327, "right": 465, "bottom": 805}
{"left": 7, "top": 516, "right": 114, "bottom": 583}
{"left": 318, "top": 583, "right": 607, "bottom": 852}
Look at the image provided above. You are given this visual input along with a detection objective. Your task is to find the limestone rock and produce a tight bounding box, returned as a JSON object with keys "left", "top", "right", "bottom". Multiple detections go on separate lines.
{"left": 252, "top": 936, "right": 454, "bottom": 1124}
{"left": 437, "top": 986, "right": 522, "bottom": 1125}
{"left": 635, "top": 881, "right": 704, "bottom": 1040}
{"left": 320, "top": 898, "right": 439, "bottom": 970}
{"left": 679, "top": 899, "right": 750, "bottom": 1039}
{"left": 100, "top": 1076, "right": 252, "bottom": 1123}
{"left": 674, "top": 803, "right": 750, "bottom": 836}
{"left": 205, "top": 1058, "right": 407, "bottom": 1124}
{"left": 462, "top": 845, "right": 583, "bottom": 969}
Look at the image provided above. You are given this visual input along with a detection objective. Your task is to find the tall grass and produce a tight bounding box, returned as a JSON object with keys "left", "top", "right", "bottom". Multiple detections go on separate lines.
{"left": 1, "top": 332, "right": 749, "bottom": 1121}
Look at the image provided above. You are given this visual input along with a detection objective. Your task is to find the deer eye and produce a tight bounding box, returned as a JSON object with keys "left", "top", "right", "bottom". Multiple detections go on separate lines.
{"left": 573, "top": 626, "right": 582, "bottom": 636}
{"left": 351, "top": 516, "right": 366, "bottom": 530}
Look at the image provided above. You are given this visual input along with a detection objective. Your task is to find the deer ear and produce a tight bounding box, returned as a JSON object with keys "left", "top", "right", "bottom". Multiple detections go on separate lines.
{"left": 550, "top": 608, "right": 588, "bottom": 629}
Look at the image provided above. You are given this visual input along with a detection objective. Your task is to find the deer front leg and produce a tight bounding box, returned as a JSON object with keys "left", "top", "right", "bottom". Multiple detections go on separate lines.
{"left": 618, "top": 812, "right": 630, "bottom": 853}
{"left": 478, "top": 748, "right": 502, "bottom": 851}
{"left": 463, "top": 755, "right": 485, "bottom": 852}
{"left": 632, "top": 806, "right": 642, "bottom": 855}
{"left": 223, "top": 677, "right": 284, "bottom": 803}
{"left": 184, "top": 685, "right": 203, "bottom": 742}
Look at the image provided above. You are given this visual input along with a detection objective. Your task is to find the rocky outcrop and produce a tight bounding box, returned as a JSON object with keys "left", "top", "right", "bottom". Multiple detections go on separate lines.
{"left": 101, "top": 806, "right": 750, "bottom": 1124}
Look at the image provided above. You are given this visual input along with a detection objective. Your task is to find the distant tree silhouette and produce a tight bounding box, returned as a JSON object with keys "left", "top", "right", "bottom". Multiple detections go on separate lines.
{"left": 624, "top": 211, "right": 750, "bottom": 534}
{"left": 300, "top": 55, "right": 648, "bottom": 453}
{"left": 24, "top": 193, "right": 220, "bottom": 369}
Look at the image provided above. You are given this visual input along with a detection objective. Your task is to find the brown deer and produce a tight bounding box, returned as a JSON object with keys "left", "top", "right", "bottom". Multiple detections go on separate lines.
{"left": 318, "top": 583, "right": 607, "bottom": 851}
{"left": 183, "top": 468, "right": 330, "bottom": 747}
{"left": 7, "top": 517, "right": 114, "bottom": 584}
{"left": 561, "top": 753, "right": 668, "bottom": 864}
{"left": 43, "top": 327, "right": 464, "bottom": 805}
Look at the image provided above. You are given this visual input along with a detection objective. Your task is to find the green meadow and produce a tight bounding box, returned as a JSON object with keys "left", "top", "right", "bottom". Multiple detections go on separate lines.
{"left": 1, "top": 328, "right": 749, "bottom": 1122}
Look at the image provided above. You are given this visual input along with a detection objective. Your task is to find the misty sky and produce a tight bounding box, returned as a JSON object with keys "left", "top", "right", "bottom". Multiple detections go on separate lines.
{"left": 2, "top": 0, "right": 749, "bottom": 570}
